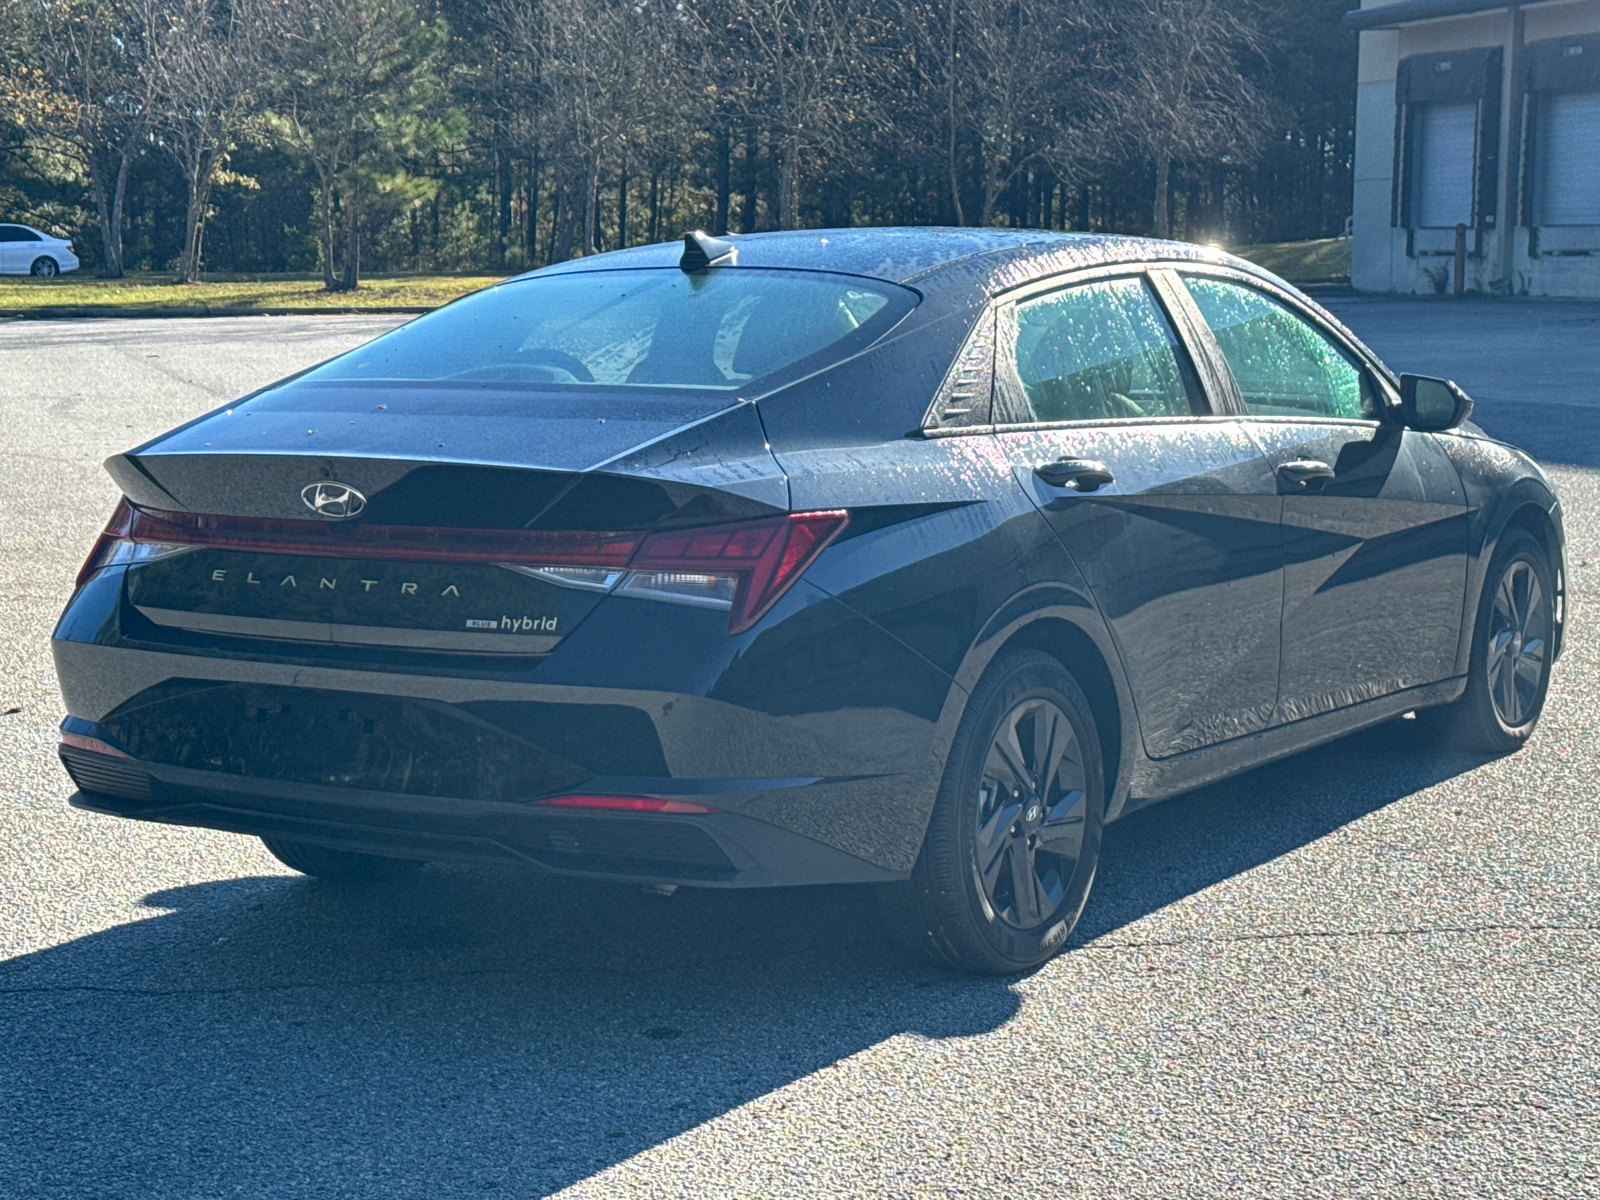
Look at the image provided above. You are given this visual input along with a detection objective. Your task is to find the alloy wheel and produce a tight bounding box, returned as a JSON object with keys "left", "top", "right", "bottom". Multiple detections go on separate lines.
{"left": 1487, "top": 558, "right": 1549, "bottom": 727}
{"left": 971, "top": 697, "right": 1088, "bottom": 931}
{"left": 32, "top": 258, "right": 56, "bottom": 277}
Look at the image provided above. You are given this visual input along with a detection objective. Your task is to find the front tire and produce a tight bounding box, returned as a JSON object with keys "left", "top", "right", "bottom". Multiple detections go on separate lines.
{"left": 260, "top": 836, "right": 422, "bottom": 883}
{"left": 891, "top": 649, "right": 1104, "bottom": 974}
{"left": 30, "top": 257, "right": 59, "bottom": 277}
{"left": 1422, "top": 527, "right": 1555, "bottom": 753}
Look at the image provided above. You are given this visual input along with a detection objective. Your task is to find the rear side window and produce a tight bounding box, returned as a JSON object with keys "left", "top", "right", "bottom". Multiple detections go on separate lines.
{"left": 0, "top": 226, "right": 25, "bottom": 243}
{"left": 1182, "top": 277, "right": 1376, "bottom": 420}
{"left": 304, "top": 268, "right": 912, "bottom": 392}
{"left": 1002, "top": 277, "right": 1197, "bottom": 423}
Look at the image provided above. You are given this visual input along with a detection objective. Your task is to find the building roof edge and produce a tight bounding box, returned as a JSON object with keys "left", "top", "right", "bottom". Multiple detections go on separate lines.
{"left": 1343, "top": 0, "right": 1567, "bottom": 31}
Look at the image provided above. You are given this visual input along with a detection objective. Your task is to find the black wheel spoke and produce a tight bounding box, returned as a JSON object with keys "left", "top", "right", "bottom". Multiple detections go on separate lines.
{"left": 977, "top": 833, "right": 1010, "bottom": 893}
{"left": 977, "top": 793, "right": 1020, "bottom": 855}
{"left": 992, "top": 724, "right": 1036, "bottom": 801}
{"left": 1497, "top": 655, "right": 1516, "bottom": 721}
{"left": 1036, "top": 787, "right": 1087, "bottom": 853}
{"left": 1486, "top": 630, "right": 1512, "bottom": 677}
{"left": 1008, "top": 839, "right": 1042, "bottom": 926}
{"left": 1035, "top": 822, "right": 1084, "bottom": 860}
{"left": 1496, "top": 572, "right": 1516, "bottom": 630}
{"left": 1032, "top": 703, "right": 1068, "bottom": 798}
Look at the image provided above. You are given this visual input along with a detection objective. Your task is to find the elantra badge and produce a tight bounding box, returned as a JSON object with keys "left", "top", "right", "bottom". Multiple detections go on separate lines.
{"left": 301, "top": 481, "right": 367, "bottom": 520}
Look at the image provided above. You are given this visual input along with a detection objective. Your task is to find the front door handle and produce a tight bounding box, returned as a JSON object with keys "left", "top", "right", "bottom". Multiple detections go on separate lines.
{"left": 1277, "top": 459, "right": 1336, "bottom": 486}
{"left": 1034, "top": 458, "right": 1114, "bottom": 492}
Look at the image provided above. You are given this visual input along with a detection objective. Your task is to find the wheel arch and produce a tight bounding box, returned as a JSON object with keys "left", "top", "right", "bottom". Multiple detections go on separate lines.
{"left": 1470, "top": 489, "right": 1567, "bottom": 670}
{"left": 998, "top": 618, "right": 1128, "bottom": 818}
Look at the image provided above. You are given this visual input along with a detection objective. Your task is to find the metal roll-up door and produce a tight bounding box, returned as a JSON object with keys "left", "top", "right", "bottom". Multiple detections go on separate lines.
{"left": 1417, "top": 103, "right": 1478, "bottom": 228}
{"left": 1394, "top": 48, "right": 1502, "bottom": 252}
{"left": 1541, "top": 91, "right": 1600, "bottom": 225}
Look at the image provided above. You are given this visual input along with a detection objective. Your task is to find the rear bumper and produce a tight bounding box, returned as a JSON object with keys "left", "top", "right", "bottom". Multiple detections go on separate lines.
{"left": 59, "top": 736, "right": 905, "bottom": 888}
{"left": 52, "top": 565, "right": 957, "bottom": 873}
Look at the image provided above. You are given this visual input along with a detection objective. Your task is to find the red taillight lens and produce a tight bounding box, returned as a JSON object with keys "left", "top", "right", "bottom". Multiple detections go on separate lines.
{"left": 629, "top": 511, "right": 848, "bottom": 633}
{"left": 535, "top": 795, "right": 718, "bottom": 814}
{"left": 59, "top": 730, "right": 131, "bottom": 758}
{"left": 75, "top": 499, "right": 137, "bottom": 587}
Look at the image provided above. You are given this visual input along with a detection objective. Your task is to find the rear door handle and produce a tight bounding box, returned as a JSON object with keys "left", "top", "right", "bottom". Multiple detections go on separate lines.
{"left": 1276, "top": 459, "right": 1336, "bottom": 485}
{"left": 1034, "top": 459, "right": 1114, "bottom": 492}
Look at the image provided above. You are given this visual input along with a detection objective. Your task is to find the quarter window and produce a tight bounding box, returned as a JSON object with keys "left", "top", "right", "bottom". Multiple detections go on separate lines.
{"left": 1003, "top": 277, "right": 1196, "bottom": 423}
{"left": 1182, "top": 278, "right": 1376, "bottom": 420}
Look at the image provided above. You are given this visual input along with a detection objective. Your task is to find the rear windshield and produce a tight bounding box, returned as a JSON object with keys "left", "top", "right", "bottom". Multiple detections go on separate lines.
{"left": 303, "top": 268, "right": 914, "bottom": 392}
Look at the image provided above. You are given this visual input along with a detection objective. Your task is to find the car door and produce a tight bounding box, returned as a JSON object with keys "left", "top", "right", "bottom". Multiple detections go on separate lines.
{"left": 0, "top": 226, "right": 23, "bottom": 273}
{"left": 990, "top": 270, "right": 1286, "bottom": 760}
{"left": 1176, "top": 272, "right": 1469, "bottom": 723}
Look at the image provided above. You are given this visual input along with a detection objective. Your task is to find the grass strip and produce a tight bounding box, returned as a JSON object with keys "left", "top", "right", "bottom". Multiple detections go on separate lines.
{"left": 0, "top": 272, "right": 512, "bottom": 315}
{"left": 1230, "top": 237, "right": 1352, "bottom": 284}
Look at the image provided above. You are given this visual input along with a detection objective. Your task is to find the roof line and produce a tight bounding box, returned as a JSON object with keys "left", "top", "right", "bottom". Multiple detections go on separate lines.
{"left": 1342, "top": 0, "right": 1568, "bottom": 31}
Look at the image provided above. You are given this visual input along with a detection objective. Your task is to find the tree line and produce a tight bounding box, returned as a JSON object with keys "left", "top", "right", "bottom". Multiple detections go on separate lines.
{"left": 0, "top": 0, "right": 1358, "bottom": 288}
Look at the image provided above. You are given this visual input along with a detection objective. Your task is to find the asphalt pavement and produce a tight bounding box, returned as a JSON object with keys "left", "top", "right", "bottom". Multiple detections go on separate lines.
{"left": 1, "top": 301, "right": 1597, "bottom": 1199}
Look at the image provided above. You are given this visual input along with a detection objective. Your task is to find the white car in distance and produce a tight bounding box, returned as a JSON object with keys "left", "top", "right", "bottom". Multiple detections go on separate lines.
{"left": 0, "top": 223, "right": 80, "bottom": 276}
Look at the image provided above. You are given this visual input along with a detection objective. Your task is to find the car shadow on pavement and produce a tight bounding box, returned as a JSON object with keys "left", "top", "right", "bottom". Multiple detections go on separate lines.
{"left": 0, "top": 717, "right": 1489, "bottom": 1198}
{"left": 1076, "top": 716, "right": 1493, "bottom": 944}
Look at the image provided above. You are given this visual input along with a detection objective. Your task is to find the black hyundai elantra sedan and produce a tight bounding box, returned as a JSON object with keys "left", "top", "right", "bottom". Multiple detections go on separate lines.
{"left": 53, "top": 228, "right": 1566, "bottom": 973}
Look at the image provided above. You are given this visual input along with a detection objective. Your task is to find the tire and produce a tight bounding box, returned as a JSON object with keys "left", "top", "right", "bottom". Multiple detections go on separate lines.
{"left": 30, "top": 257, "right": 58, "bottom": 278}
{"left": 1420, "top": 526, "right": 1555, "bottom": 753}
{"left": 260, "top": 835, "right": 423, "bottom": 882}
{"left": 889, "top": 649, "right": 1104, "bottom": 975}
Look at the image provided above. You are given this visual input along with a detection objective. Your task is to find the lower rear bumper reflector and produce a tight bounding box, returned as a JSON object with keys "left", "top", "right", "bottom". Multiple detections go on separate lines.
{"left": 534, "top": 795, "right": 719, "bottom": 815}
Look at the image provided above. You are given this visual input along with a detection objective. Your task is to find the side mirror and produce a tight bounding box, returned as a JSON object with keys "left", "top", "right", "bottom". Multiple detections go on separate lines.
{"left": 1398, "top": 374, "right": 1474, "bottom": 431}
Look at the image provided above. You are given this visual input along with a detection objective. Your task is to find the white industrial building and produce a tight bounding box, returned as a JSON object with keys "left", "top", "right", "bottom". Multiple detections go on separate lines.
{"left": 1347, "top": 0, "right": 1600, "bottom": 295}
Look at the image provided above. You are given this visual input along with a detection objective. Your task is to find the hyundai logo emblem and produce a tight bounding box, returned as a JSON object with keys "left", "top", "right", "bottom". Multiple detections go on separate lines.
{"left": 301, "top": 481, "right": 367, "bottom": 520}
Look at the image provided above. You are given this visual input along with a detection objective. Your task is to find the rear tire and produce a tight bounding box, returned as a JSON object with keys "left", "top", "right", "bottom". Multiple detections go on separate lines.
{"left": 889, "top": 649, "right": 1104, "bottom": 975}
{"left": 260, "top": 836, "right": 422, "bottom": 882}
{"left": 1418, "top": 527, "right": 1555, "bottom": 753}
{"left": 30, "top": 257, "right": 58, "bottom": 277}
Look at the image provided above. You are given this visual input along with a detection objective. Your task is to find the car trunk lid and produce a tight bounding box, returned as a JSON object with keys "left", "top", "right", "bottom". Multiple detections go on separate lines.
{"left": 99, "top": 385, "right": 788, "bottom": 654}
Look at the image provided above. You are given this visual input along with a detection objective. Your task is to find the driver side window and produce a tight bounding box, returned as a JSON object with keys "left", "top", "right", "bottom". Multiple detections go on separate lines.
{"left": 1002, "top": 277, "right": 1197, "bottom": 424}
{"left": 1181, "top": 276, "right": 1377, "bottom": 420}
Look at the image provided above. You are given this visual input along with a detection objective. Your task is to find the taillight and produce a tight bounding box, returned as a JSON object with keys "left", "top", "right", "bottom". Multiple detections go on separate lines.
{"left": 59, "top": 730, "right": 131, "bottom": 758}
{"left": 73, "top": 499, "right": 846, "bottom": 634}
{"left": 619, "top": 511, "right": 848, "bottom": 633}
{"left": 75, "top": 499, "right": 136, "bottom": 587}
{"left": 534, "top": 795, "right": 718, "bottom": 814}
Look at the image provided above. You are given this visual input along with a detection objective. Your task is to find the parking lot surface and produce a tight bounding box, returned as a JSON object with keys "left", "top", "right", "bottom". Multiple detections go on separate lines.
{"left": 1, "top": 300, "right": 1597, "bottom": 1199}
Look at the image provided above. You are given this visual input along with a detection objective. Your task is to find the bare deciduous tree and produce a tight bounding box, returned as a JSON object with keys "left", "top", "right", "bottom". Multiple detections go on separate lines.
{"left": 150, "top": 0, "right": 277, "bottom": 282}
{"left": 493, "top": 0, "right": 696, "bottom": 256}
{"left": 893, "top": 0, "right": 1103, "bottom": 226}
{"left": 1102, "top": 0, "right": 1276, "bottom": 238}
{"left": 723, "top": 0, "right": 872, "bottom": 230}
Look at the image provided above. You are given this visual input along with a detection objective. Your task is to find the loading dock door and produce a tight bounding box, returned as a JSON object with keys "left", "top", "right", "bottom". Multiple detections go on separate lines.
{"left": 1416, "top": 103, "right": 1477, "bottom": 228}
{"left": 1541, "top": 91, "right": 1600, "bottom": 225}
